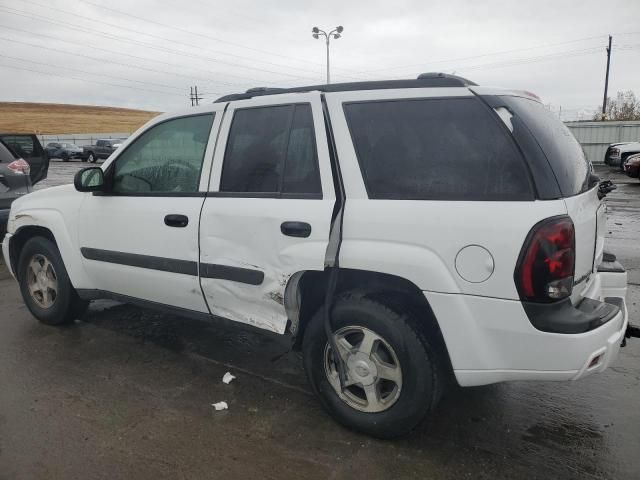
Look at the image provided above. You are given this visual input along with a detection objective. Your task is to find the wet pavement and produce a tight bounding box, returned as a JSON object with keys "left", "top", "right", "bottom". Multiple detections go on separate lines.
{"left": 0, "top": 163, "right": 639, "bottom": 479}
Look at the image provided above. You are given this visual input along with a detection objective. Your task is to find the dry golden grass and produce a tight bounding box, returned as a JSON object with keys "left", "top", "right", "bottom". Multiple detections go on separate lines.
{"left": 0, "top": 102, "right": 160, "bottom": 134}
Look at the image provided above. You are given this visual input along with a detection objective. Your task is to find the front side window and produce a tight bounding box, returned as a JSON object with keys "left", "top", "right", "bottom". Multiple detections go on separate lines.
{"left": 344, "top": 97, "right": 534, "bottom": 201}
{"left": 112, "top": 114, "right": 214, "bottom": 194}
{"left": 220, "top": 104, "right": 321, "bottom": 196}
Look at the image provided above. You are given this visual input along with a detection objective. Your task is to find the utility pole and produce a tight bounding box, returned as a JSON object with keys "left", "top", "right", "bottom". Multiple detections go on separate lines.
{"left": 189, "top": 86, "right": 203, "bottom": 106}
{"left": 602, "top": 35, "right": 612, "bottom": 118}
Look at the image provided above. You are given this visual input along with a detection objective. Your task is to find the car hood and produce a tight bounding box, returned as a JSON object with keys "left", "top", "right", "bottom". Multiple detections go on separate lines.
{"left": 9, "top": 184, "right": 75, "bottom": 214}
{"left": 616, "top": 142, "right": 640, "bottom": 153}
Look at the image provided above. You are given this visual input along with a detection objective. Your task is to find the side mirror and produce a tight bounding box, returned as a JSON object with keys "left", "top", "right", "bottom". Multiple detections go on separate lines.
{"left": 74, "top": 167, "right": 104, "bottom": 192}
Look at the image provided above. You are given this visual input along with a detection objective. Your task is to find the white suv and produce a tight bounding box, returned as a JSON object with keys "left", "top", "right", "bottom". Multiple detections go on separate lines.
{"left": 1, "top": 74, "right": 631, "bottom": 438}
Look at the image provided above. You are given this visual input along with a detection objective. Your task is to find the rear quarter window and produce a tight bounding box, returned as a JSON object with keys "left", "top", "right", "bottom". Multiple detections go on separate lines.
{"left": 500, "top": 96, "right": 591, "bottom": 197}
{"left": 343, "top": 97, "right": 534, "bottom": 201}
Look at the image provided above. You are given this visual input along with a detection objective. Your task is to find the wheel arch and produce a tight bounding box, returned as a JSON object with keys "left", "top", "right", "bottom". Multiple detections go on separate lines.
{"left": 9, "top": 215, "right": 89, "bottom": 288}
{"left": 286, "top": 268, "right": 454, "bottom": 378}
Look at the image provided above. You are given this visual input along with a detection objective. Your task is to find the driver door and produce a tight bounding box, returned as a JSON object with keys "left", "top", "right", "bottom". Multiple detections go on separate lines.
{"left": 78, "top": 110, "right": 222, "bottom": 312}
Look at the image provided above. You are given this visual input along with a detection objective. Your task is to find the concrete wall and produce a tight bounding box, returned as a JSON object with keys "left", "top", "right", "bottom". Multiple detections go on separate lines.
{"left": 38, "top": 133, "right": 130, "bottom": 148}
{"left": 566, "top": 121, "right": 640, "bottom": 164}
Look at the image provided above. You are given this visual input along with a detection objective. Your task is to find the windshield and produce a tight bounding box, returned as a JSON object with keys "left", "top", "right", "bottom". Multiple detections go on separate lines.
{"left": 501, "top": 96, "right": 591, "bottom": 197}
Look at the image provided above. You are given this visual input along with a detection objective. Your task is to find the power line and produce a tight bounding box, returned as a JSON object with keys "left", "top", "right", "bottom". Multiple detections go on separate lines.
{"left": 0, "top": 4, "right": 321, "bottom": 83}
{"left": 79, "top": 0, "right": 366, "bottom": 78}
{"left": 0, "top": 61, "right": 185, "bottom": 97}
{"left": 14, "top": 0, "right": 342, "bottom": 82}
{"left": 0, "top": 35, "right": 224, "bottom": 95}
{"left": 0, "top": 23, "right": 258, "bottom": 90}
{"left": 358, "top": 34, "right": 611, "bottom": 75}
{"left": 0, "top": 52, "right": 187, "bottom": 93}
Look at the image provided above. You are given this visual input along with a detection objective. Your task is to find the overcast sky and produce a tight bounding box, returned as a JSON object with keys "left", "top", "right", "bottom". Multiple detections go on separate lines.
{"left": 1, "top": 0, "right": 639, "bottom": 119}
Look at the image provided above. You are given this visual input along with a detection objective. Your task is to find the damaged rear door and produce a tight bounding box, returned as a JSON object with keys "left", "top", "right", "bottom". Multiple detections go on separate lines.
{"left": 199, "top": 93, "right": 335, "bottom": 333}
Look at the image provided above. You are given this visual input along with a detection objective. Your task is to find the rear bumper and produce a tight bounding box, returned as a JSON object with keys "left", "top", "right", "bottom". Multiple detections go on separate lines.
{"left": 426, "top": 267, "right": 628, "bottom": 387}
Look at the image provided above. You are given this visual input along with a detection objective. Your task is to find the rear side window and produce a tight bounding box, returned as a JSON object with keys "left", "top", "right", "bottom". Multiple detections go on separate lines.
{"left": 501, "top": 96, "right": 590, "bottom": 197}
{"left": 220, "top": 103, "right": 321, "bottom": 196}
{"left": 0, "top": 135, "right": 42, "bottom": 158}
{"left": 343, "top": 97, "right": 534, "bottom": 201}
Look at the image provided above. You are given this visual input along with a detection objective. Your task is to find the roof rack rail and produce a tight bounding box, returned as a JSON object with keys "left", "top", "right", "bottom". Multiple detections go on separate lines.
{"left": 214, "top": 72, "right": 477, "bottom": 103}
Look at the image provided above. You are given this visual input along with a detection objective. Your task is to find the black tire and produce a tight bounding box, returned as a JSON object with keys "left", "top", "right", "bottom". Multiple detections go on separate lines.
{"left": 302, "top": 292, "right": 444, "bottom": 438}
{"left": 61, "top": 153, "right": 69, "bottom": 162}
{"left": 88, "top": 152, "right": 96, "bottom": 163}
{"left": 17, "top": 236, "right": 88, "bottom": 326}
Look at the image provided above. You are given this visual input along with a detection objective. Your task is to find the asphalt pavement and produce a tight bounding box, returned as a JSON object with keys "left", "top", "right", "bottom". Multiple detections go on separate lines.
{"left": 0, "top": 160, "right": 638, "bottom": 479}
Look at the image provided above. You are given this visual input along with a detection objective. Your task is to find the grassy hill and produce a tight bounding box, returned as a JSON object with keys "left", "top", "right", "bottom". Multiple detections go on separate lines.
{"left": 0, "top": 102, "right": 160, "bottom": 134}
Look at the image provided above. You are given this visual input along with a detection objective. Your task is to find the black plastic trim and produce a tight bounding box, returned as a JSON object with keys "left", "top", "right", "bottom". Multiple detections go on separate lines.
{"left": 200, "top": 263, "right": 264, "bottom": 285}
{"left": 206, "top": 191, "right": 322, "bottom": 199}
{"left": 522, "top": 296, "right": 620, "bottom": 334}
{"left": 81, "top": 247, "right": 197, "bottom": 275}
{"left": 215, "top": 76, "right": 476, "bottom": 103}
{"left": 80, "top": 247, "right": 264, "bottom": 285}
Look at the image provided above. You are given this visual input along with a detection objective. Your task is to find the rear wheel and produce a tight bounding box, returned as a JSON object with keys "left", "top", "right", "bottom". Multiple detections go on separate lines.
{"left": 302, "top": 293, "right": 444, "bottom": 438}
{"left": 17, "top": 236, "right": 88, "bottom": 326}
{"left": 88, "top": 152, "right": 96, "bottom": 163}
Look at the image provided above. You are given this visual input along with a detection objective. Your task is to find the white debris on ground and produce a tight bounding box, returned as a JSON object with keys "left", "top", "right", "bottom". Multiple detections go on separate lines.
{"left": 222, "top": 372, "right": 236, "bottom": 384}
{"left": 212, "top": 401, "right": 228, "bottom": 411}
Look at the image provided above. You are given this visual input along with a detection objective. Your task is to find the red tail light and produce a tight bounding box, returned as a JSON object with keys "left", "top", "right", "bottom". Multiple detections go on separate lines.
{"left": 515, "top": 216, "right": 575, "bottom": 303}
{"left": 7, "top": 158, "right": 30, "bottom": 175}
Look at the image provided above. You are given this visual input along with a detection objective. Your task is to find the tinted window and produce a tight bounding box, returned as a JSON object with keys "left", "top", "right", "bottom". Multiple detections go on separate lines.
{"left": 220, "top": 104, "right": 321, "bottom": 195}
{"left": 1, "top": 135, "right": 39, "bottom": 158}
{"left": 344, "top": 98, "right": 533, "bottom": 200}
{"left": 283, "top": 104, "right": 321, "bottom": 194}
{"left": 112, "top": 114, "right": 214, "bottom": 194}
{"left": 502, "top": 96, "right": 590, "bottom": 197}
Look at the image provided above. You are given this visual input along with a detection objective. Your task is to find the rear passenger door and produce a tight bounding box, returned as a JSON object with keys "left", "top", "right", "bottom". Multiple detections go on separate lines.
{"left": 199, "top": 93, "right": 335, "bottom": 333}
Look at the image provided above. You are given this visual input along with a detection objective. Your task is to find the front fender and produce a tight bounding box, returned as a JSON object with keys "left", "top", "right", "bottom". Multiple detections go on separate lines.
{"left": 9, "top": 193, "right": 91, "bottom": 288}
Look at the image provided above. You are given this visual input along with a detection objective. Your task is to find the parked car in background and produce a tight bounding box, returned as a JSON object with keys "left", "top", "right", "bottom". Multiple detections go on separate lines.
{"left": 82, "top": 138, "right": 126, "bottom": 163}
{"left": 0, "top": 134, "right": 49, "bottom": 184}
{"left": 604, "top": 142, "right": 640, "bottom": 170}
{"left": 623, "top": 153, "right": 640, "bottom": 179}
{"left": 0, "top": 139, "right": 31, "bottom": 238}
{"left": 45, "top": 142, "right": 83, "bottom": 161}
{"left": 2, "top": 74, "right": 633, "bottom": 438}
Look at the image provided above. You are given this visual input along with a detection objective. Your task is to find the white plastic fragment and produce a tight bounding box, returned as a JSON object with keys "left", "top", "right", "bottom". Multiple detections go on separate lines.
{"left": 222, "top": 372, "right": 236, "bottom": 384}
{"left": 212, "top": 401, "right": 228, "bottom": 411}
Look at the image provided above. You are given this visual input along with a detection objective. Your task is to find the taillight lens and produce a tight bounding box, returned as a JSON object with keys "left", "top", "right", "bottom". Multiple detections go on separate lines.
{"left": 7, "top": 158, "right": 30, "bottom": 175}
{"left": 515, "top": 216, "right": 575, "bottom": 303}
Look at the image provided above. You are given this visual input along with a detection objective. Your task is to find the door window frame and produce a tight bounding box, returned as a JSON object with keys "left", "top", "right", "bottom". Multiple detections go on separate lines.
{"left": 99, "top": 112, "right": 219, "bottom": 198}
{"left": 209, "top": 99, "right": 327, "bottom": 200}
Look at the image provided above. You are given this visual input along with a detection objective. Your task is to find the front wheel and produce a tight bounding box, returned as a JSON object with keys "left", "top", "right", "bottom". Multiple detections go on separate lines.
{"left": 17, "top": 236, "right": 88, "bottom": 326}
{"left": 88, "top": 152, "right": 96, "bottom": 163}
{"left": 302, "top": 293, "right": 444, "bottom": 438}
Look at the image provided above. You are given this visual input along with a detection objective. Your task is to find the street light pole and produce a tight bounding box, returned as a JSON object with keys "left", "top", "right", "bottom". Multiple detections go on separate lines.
{"left": 312, "top": 26, "right": 343, "bottom": 84}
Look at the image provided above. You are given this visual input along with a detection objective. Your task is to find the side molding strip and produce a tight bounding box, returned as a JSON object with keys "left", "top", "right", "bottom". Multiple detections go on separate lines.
{"left": 80, "top": 247, "right": 264, "bottom": 285}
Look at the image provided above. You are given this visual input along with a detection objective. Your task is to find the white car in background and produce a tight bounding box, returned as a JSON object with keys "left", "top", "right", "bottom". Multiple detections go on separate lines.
{"left": 604, "top": 141, "right": 640, "bottom": 169}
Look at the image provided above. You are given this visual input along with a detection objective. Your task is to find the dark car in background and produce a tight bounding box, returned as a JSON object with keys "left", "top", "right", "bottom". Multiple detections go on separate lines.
{"left": 82, "top": 138, "right": 126, "bottom": 163}
{"left": 0, "top": 134, "right": 49, "bottom": 184}
{"left": 624, "top": 153, "right": 640, "bottom": 180}
{"left": 45, "top": 142, "right": 83, "bottom": 161}
{"left": 0, "top": 139, "right": 31, "bottom": 238}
